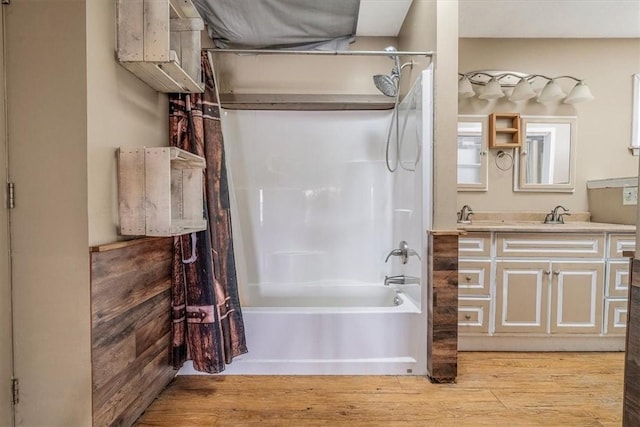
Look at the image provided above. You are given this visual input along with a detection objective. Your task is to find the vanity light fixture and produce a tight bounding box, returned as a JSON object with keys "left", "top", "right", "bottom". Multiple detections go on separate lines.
{"left": 478, "top": 77, "right": 505, "bottom": 100}
{"left": 458, "top": 71, "right": 594, "bottom": 104}
{"left": 458, "top": 75, "right": 475, "bottom": 98}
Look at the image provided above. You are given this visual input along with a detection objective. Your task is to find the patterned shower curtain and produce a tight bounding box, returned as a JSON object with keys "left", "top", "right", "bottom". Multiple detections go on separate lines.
{"left": 169, "top": 52, "right": 247, "bottom": 373}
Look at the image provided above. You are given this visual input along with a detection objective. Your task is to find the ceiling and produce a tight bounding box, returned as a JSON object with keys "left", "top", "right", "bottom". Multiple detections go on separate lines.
{"left": 356, "top": 0, "right": 414, "bottom": 36}
{"left": 355, "top": 0, "right": 640, "bottom": 38}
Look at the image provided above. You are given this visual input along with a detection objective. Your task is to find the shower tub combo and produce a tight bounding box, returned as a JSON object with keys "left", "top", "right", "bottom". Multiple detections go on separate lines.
{"left": 180, "top": 66, "right": 434, "bottom": 375}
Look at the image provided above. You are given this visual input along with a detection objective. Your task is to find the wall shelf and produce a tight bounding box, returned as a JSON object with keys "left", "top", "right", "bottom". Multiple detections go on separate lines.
{"left": 116, "top": 0, "right": 205, "bottom": 93}
{"left": 488, "top": 113, "right": 521, "bottom": 148}
{"left": 118, "top": 147, "right": 207, "bottom": 236}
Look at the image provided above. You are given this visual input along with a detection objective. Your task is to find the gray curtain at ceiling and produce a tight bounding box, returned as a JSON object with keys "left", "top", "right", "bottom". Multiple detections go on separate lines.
{"left": 192, "top": 0, "right": 360, "bottom": 50}
{"left": 169, "top": 52, "right": 247, "bottom": 373}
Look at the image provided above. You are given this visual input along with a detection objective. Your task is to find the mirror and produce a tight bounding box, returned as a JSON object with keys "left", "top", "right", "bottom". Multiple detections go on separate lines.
{"left": 516, "top": 116, "right": 577, "bottom": 192}
{"left": 457, "top": 115, "right": 488, "bottom": 191}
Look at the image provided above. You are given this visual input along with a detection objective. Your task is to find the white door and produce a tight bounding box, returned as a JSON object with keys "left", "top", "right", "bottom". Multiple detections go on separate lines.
{"left": 495, "top": 261, "right": 549, "bottom": 334}
{"left": 0, "top": 5, "right": 15, "bottom": 425}
{"left": 550, "top": 261, "right": 603, "bottom": 334}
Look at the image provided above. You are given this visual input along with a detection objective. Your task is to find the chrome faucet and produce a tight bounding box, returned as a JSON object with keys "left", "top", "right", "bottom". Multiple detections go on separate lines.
{"left": 384, "top": 275, "right": 421, "bottom": 286}
{"left": 385, "top": 240, "right": 421, "bottom": 264}
{"left": 544, "top": 205, "right": 571, "bottom": 224}
{"left": 457, "top": 205, "right": 473, "bottom": 224}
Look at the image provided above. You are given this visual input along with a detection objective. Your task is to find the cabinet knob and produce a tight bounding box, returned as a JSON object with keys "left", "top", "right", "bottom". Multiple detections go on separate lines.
{"left": 464, "top": 314, "right": 471, "bottom": 320}
{"left": 465, "top": 276, "right": 472, "bottom": 281}
{"left": 553, "top": 271, "right": 560, "bottom": 276}
{"left": 545, "top": 270, "right": 551, "bottom": 275}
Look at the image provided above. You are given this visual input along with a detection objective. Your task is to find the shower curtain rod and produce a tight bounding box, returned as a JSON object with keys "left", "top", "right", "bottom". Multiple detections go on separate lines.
{"left": 205, "top": 48, "right": 434, "bottom": 57}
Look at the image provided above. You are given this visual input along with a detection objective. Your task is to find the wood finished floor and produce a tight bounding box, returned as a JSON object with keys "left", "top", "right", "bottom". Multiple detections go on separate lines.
{"left": 136, "top": 352, "right": 624, "bottom": 426}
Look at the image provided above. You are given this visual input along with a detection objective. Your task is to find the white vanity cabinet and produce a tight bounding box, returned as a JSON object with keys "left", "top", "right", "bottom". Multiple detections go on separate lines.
{"left": 459, "top": 227, "right": 635, "bottom": 350}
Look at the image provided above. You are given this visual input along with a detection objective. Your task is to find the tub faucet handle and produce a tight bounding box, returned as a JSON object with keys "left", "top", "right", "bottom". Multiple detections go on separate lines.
{"left": 385, "top": 248, "right": 403, "bottom": 263}
{"left": 385, "top": 241, "right": 420, "bottom": 264}
{"left": 407, "top": 248, "right": 421, "bottom": 261}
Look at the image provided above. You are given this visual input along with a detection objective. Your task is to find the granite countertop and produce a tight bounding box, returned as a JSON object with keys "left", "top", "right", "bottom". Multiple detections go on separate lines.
{"left": 456, "top": 211, "right": 636, "bottom": 233}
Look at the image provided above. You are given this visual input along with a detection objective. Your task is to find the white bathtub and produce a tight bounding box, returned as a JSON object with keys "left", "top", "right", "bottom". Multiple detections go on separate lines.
{"left": 178, "top": 283, "right": 427, "bottom": 375}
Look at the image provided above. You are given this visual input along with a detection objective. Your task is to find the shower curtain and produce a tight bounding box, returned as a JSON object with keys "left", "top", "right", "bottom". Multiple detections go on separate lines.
{"left": 169, "top": 52, "right": 247, "bottom": 373}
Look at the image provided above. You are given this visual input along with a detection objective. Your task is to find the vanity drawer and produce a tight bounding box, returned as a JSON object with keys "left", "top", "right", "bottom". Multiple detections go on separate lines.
{"left": 459, "top": 261, "right": 491, "bottom": 296}
{"left": 605, "top": 299, "right": 628, "bottom": 335}
{"left": 607, "top": 260, "right": 630, "bottom": 297}
{"left": 458, "top": 299, "right": 490, "bottom": 334}
{"left": 608, "top": 234, "right": 636, "bottom": 258}
{"left": 459, "top": 232, "right": 491, "bottom": 258}
{"left": 496, "top": 233, "right": 604, "bottom": 258}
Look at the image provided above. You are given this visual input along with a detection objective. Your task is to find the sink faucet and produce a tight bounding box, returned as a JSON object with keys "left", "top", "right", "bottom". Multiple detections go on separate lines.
{"left": 384, "top": 275, "right": 420, "bottom": 286}
{"left": 544, "top": 205, "right": 571, "bottom": 224}
{"left": 457, "top": 205, "right": 473, "bottom": 224}
{"left": 385, "top": 240, "right": 421, "bottom": 264}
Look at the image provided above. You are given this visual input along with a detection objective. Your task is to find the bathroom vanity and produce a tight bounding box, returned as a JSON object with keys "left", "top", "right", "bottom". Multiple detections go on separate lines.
{"left": 457, "top": 216, "right": 635, "bottom": 351}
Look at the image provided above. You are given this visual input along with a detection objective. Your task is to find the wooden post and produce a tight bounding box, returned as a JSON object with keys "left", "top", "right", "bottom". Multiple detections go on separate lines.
{"left": 427, "top": 230, "right": 460, "bottom": 383}
{"left": 624, "top": 255, "right": 640, "bottom": 425}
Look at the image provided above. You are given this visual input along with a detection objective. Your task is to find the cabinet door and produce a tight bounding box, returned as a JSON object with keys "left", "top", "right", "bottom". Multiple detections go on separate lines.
{"left": 459, "top": 260, "right": 491, "bottom": 296}
{"left": 605, "top": 299, "right": 628, "bottom": 335}
{"left": 457, "top": 116, "right": 488, "bottom": 191}
{"left": 459, "top": 233, "right": 491, "bottom": 258}
{"left": 459, "top": 299, "right": 490, "bottom": 334}
{"left": 607, "top": 260, "right": 630, "bottom": 298}
{"left": 495, "top": 261, "right": 549, "bottom": 333}
{"left": 550, "top": 262, "right": 603, "bottom": 334}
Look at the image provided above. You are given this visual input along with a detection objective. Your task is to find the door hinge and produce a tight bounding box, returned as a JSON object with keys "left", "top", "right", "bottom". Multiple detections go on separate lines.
{"left": 6, "top": 182, "right": 14, "bottom": 209}
{"left": 11, "top": 378, "right": 18, "bottom": 405}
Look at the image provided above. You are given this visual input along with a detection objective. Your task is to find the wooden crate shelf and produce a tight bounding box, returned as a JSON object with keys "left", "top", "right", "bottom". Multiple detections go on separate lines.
{"left": 116, "top": 0, "right": 205, "bottom": 93}
{"left": 118, "top": 147, "right": 207, "bottom": 236}
{"left": 488, "top": 113, "right": 521, "bottom": 148}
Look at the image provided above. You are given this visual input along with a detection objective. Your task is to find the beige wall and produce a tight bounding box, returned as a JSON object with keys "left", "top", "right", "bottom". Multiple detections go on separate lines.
{"left": 6, "top": 1, "right": 91, "bottom": 425}
{"left": 210, "top": 36, "right": 399, "bottom": 96}
{"left": 400, "top": 0, "right": 459, "bottom": 230}
{"left": 87, "top": 0, "right": 169, "bottom": 246}
{"left": 459, "top": 38, "right": 640, "bottom": 213}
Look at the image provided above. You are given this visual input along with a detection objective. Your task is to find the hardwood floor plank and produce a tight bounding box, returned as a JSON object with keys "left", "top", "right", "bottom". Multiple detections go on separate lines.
{"left": 136, "top": 352, "right": 624, "bottom": 426}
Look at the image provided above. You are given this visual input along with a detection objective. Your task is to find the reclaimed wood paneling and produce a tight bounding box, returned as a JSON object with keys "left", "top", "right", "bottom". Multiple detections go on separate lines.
{"left": 91, "top": 237, "right": 175, "bottom": 427}
{"left": 427, "top": 231, "right": 459, "bottom": 383}
{"left": 624, "top": 258, "right": 640, "bottom": 425}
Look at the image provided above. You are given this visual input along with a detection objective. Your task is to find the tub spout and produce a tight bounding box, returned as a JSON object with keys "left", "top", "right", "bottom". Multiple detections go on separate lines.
{"left": 384, "top": 275, "right": 420, "bottom": 286}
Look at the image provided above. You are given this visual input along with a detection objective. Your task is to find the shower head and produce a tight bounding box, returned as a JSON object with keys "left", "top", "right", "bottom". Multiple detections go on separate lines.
{"left": 373, "top": 73, "right": 398, "bottom": 97}
{"left": 374, "top": 46, "right": 401, "bottom": 97}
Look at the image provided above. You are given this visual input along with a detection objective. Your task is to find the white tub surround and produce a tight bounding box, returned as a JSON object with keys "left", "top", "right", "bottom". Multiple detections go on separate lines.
{"left": 186, "top": 70, "right": 434, "bottom": 375}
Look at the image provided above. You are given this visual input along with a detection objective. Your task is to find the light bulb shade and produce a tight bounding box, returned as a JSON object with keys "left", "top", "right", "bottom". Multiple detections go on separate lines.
{"left": 478, "top": 78, "right": 505, "bottom": 100}
{"left": 458, "top": 76, "right": 475, "bottom": 98}
{"left": 564, "top": 81, "right": 594, "bottom": 104}
{"left": 508, "top": 78, "right": 537, "bottom": 102}
{"left": 537, "top": 79, "right": 566, "bottom": 103}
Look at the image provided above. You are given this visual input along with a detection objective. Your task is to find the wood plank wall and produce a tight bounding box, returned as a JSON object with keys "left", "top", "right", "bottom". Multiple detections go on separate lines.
{"left": 427, "top": 231, "right": 459, "bottom": 383}
{"left": 624, "top": 258, "right": 640, "bottom": 425}
{"left": 90, "top": 237, "right": 175, "bottom": 426}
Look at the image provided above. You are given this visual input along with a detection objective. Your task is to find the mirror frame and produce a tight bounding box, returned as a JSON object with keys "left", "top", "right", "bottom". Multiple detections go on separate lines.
{"left": 457, "top": 115, "right": 488, "bottom": 192}
{"left": 515, "top": 116, "right": 577, "bottom": 193}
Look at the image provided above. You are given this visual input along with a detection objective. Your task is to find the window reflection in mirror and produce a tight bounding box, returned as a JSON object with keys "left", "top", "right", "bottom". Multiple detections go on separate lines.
{"left": 517, "top": 116, "right": 577, "bottom": 192}
{"left": 457, "top": 115, "right": 488, "bottom": 191}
